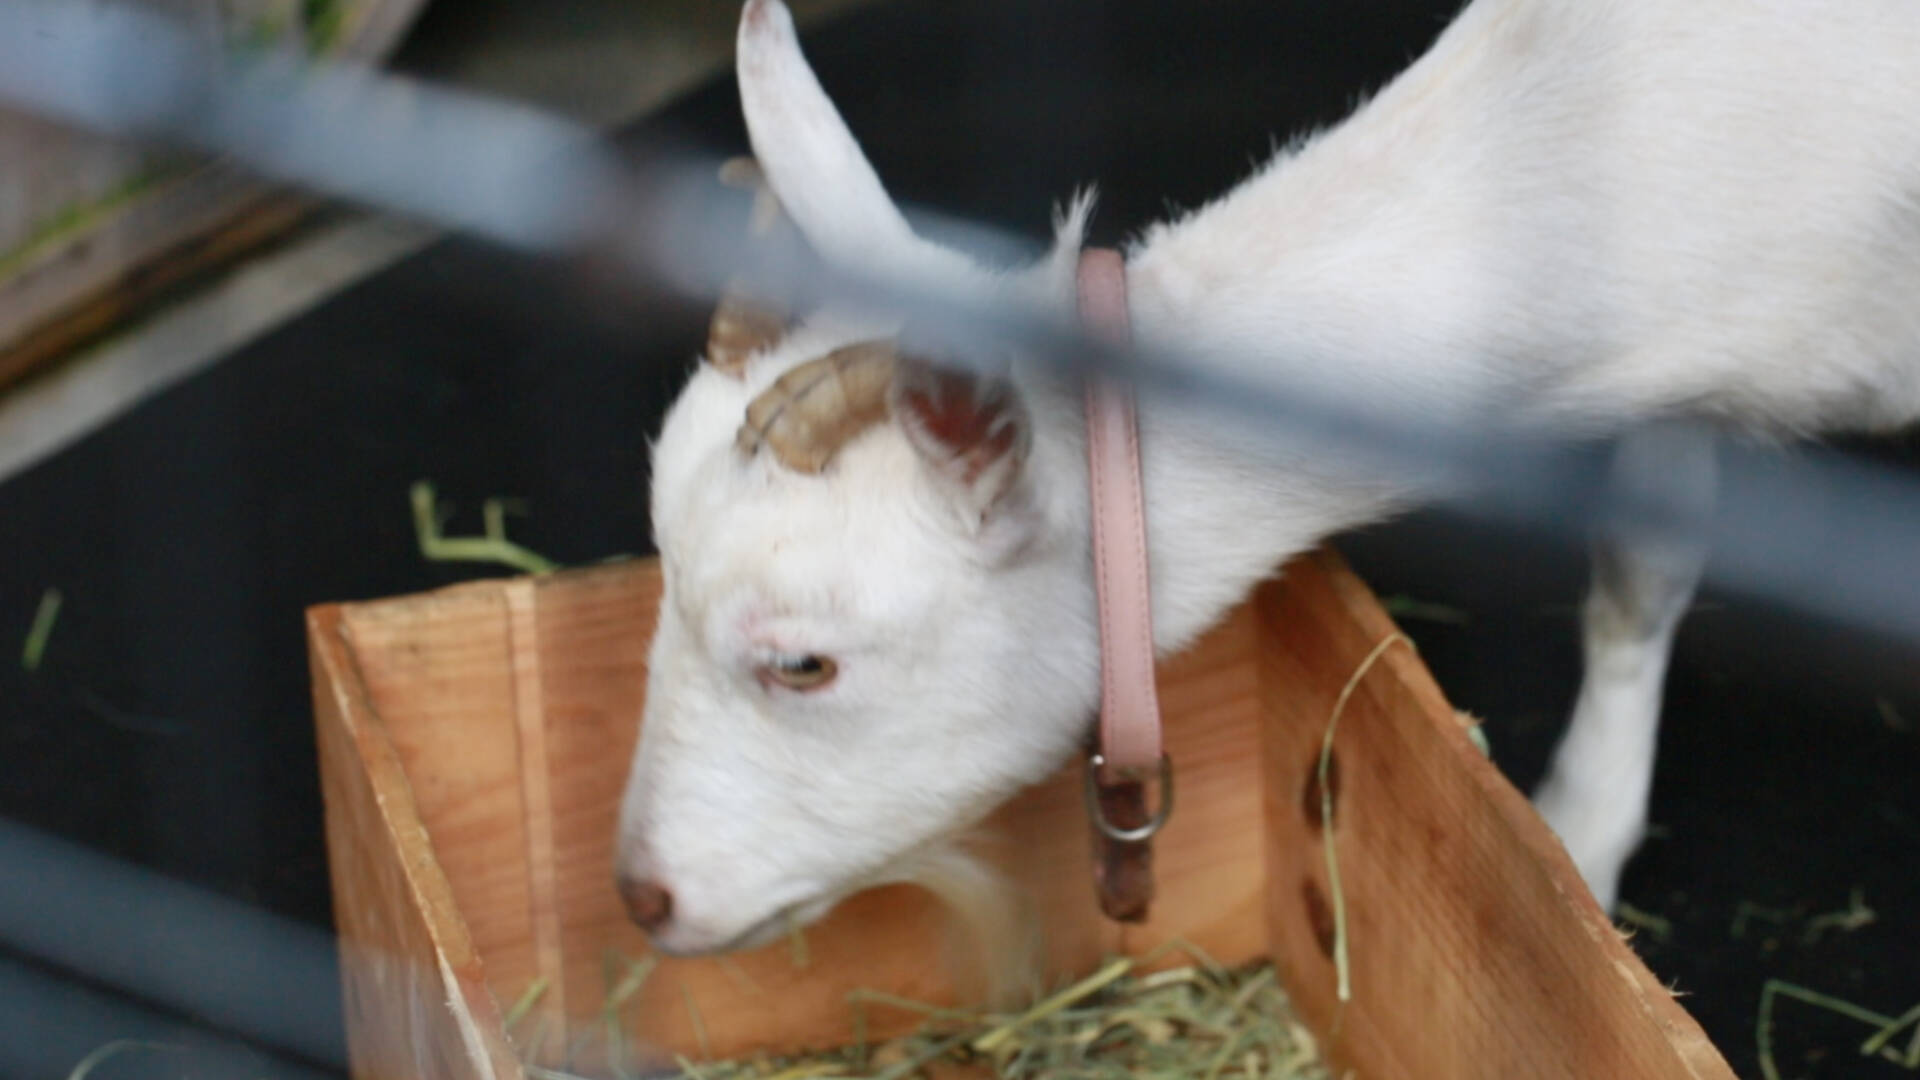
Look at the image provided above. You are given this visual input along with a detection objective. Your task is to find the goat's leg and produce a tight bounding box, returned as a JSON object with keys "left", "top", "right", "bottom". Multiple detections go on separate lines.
{"left": 1533, "top": 424, "right": 1717, "bottom": 912}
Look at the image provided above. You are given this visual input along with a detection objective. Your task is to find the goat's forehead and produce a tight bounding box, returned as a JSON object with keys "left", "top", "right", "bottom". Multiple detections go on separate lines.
{"left": 653, "top": 432, "right": 947, "bottom": 618}
{"left": 676, "top": 469, "right": 934, "bottom": 576}
{"left": 660, "top": 504, "right": 943, "bottom": 653}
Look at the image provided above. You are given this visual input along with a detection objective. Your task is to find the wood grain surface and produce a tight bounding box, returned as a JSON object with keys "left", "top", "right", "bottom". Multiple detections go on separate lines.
{"left": 309, "top": 549, "right": 1734, "bottom": 1078}
{"left": 1255, "top": 548, "right": 1733, "bottom": 1080}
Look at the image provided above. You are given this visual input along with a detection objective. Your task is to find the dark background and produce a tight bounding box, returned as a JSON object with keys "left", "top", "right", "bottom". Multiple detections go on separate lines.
{"left": 2, "top": 1, "right": 1916, "bottom": 1077}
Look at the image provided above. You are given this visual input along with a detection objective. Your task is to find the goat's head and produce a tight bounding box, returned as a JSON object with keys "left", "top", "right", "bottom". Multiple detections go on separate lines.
{"left": 615, "top": 0, "right": 1102, "bottom": 954}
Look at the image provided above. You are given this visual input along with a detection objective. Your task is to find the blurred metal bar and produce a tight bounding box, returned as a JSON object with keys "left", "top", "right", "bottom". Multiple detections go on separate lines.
{"left": 0, "top": 817, "right": 347, "bottom": 1069}
{"left": 0, "top": 952, "right": 338, "bottom": 1080}
{"left": 0, "top": 0, "right": 1917, "bottom": 650}
{"left": 0, "top": 0, "right": 623, "bottom": 256}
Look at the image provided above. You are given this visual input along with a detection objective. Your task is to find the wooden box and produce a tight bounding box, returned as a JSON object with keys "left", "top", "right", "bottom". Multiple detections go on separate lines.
{"left": 307, "top": 548, "right": 1734, "bottom": 1080}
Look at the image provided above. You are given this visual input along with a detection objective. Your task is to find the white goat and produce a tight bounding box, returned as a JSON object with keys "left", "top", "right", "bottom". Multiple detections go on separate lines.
{"left": 615, "top": 0, "right": 1920, "bottom": 954}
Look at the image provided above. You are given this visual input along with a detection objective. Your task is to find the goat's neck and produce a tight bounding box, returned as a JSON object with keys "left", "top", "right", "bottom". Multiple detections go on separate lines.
{"left": 1062, "top": 0, "right": 1648, "bottom": 653}
{"left": 1026, "top": 0, "right": 1920, "bottom": 655}
{"left": 1058, "top": 8, "right": 1523, "bottom": 654}
{"left": 1136, "top": 393, "right": 1407, "bottom": 655}
{"left": 1020, "top": 351, "right": 1413, "bottom": 660}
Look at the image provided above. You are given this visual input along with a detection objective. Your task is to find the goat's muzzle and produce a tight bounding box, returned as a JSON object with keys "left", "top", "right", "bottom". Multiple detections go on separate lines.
{"left": 617, "top": 874, "right": 674, "bottom": 933}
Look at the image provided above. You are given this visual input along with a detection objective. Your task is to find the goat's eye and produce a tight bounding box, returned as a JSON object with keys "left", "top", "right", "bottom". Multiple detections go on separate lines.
{"left": 758, "top": 654, "right": 838, "bottom": 691}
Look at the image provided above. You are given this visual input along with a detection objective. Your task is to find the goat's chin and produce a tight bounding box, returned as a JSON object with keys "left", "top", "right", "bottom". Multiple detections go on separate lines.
{"left": 650, "top": 892, "right": 841, "bottom": 958}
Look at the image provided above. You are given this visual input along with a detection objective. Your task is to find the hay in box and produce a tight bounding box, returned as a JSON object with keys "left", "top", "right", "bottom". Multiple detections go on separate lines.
{"left": 507, "top": 950, "right": 1329, "bottom": 1080}
{"left": 307, "top": 547, "right": 1736, "bottom": 1079}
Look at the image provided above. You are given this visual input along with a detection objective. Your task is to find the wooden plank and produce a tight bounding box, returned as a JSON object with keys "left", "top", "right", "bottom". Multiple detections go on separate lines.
{"left": 336, "top": 581, "right": 542, "bottom": 1038}
{"left": 1254, "top": 548, "right": 1733, "bottom": 1079}
{"left": 0, "top": 176, "right": 313, "bottom": 393}
{"left": 504, "top": 580, "right": 569, "bottom": 1060}
{"left": 309, "top": 602, "right": 525, "bottom": 1080}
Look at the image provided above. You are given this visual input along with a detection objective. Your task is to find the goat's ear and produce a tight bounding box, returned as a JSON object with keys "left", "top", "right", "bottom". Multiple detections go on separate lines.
{"left": 892, "top": 358, "right": 1032, "bottom": 532}
{"left": 736, "top": 0, "right": 945, "bottom": 275}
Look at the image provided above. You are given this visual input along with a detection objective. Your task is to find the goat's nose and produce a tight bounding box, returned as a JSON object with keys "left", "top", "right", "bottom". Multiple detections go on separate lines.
{"left": 618, "top": 875, "right": 674, "bottom": 932}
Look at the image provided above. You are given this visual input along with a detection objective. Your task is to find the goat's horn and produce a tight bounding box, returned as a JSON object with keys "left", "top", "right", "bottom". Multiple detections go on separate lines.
{"left": 706, "top": 156, "right": 792, "bottom": 376}
{"left": 735, "top": 341, "right": 897, "bottom": 473}
{"left": 706, "top": 290, "right": 789, "bottom": 376}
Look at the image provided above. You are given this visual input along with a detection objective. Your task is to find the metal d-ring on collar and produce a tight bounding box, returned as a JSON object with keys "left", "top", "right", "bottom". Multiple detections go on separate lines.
{"left": 1083, "top": 751, "right": 1175, "bottom": 843}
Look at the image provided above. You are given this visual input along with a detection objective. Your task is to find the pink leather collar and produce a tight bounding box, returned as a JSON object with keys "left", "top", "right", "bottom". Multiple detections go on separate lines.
{"left": 1077, "top": 247, "right": 1172, "bottom": 923}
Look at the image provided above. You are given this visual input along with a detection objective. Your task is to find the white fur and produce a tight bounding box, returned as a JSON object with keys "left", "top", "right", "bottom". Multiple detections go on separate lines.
{"left": 619, "top": 0, "right": 1920, "bottom": 949}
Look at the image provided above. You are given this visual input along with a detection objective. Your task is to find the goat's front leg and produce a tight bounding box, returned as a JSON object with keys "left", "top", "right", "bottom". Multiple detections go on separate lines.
{"left": 1533, "top": 424, "right": 1717, "bottom": 912}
